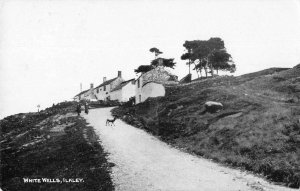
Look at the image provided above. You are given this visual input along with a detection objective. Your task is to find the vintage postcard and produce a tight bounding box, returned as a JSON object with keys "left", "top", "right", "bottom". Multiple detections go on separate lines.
{"left": 0, "top": 0, "right": 299, "bottom": 190}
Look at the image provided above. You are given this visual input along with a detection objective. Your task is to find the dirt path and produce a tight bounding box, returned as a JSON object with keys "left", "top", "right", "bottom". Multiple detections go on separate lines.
{"left": 84, "top": 107, "right": 293, "bottom": 191}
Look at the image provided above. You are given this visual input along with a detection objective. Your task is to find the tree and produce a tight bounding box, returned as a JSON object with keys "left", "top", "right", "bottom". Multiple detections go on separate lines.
{"left": 207, "top": 38, "right": 225, "bottom": 51}
{"left": 135, "top": 48, "right": 176, "bottom": 74}
{"left": 149, "top": 47, "right": 163, "bottom": 59}
{"left": 181, "top": 52, "right": 192, "bottom": 74}
{"left": 206, "top": 38, "right": 225, "bottom": 76}
{"left": 134, "top": 65, "right": 153, "bottom": 74}
{"left": 208, "top": 49, "right": 234, "bottom": 74}
{"left": 151, "top": 58, "right": 176, "bottom": 68}
{"left": 192, "top": 42, "right": 210, "bottom": 77}
{"left": 194, "top": 59, "right": 207, "bottom": 77}
{"left": 181, "top": 37, "right": 235, "bottom": 78}
{"left": 182, "top": 40, "right": 210, "bottom": 78}
{"left": 229, "top": 64, "right": 236, "bottom": 73}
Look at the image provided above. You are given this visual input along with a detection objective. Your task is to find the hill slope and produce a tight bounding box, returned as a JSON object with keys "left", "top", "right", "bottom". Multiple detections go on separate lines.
{"left": 113, "top": 65, "right": 300, "bottom": 188}
{"left": 0, "top": 102, "right": 113, "bottom": 190}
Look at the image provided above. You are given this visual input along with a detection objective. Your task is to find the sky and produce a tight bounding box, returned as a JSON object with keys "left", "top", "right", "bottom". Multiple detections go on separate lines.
{"left": 0, "top": 0, "right": 300, "bottom": 119}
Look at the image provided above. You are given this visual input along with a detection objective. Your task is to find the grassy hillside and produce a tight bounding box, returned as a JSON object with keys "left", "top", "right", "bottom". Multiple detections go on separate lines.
{"left": 0, "top": 102, "right": 113, "bottom": 191}
{"left": 113, "top": 65, "right": 300, "bottom": 188}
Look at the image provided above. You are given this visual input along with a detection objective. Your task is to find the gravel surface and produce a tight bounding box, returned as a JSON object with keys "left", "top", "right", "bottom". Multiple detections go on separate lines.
{"left": 84, "top": 107, "right": 294, "bottom": 191}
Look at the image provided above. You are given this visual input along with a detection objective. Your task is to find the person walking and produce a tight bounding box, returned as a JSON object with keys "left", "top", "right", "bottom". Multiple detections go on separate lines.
{"left": 84, "top": 102, "right": 89, "bottom": 114}
{"left": 76, "top": 103, "right": 81, "bottom": 116}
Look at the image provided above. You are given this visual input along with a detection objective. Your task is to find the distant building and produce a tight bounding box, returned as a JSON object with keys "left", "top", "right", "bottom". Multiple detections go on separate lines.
{"left": 83, "top": 83, "right": 98, "bottom": 101}
{"left": 74, "top": 83, "right": 97, "bottom": 101}
{"left": 73, "top": 90, "right": 88, "bottom": 102}
{"left": 93, "top": 71, "right": 124, "bottom": 101}
{"left": 110, "top": 79, "right": 136, "bottom": 102}
{"left": 74, "top": 63, "right": 178, "bottom": 104}
{"left": 135, "top": 58, "right": 178, "bottom": 104}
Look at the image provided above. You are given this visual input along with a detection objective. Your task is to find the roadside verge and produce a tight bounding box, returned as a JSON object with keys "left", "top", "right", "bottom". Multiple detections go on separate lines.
{"left": 1, "top": 102, "right": 114, "bottom": 191}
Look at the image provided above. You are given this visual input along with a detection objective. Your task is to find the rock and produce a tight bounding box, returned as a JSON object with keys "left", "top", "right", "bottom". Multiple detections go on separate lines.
{"left": 177, "top": 105, "right": 184, "bottom": 109}
{"left": 204, "top": 101, "right": 223, "bottom": 113}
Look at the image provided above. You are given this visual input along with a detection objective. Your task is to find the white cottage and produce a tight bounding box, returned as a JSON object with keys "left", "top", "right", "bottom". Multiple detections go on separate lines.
{"left": 74, "top": 84, "right": 97, "bottom": 101}
{"left": 83, "top": 84, "right": 98, "bottom": 101}
{"left": 135, "top": 59, "right": 178, "bottom": 104}
{"left": 93, "top": 71, "right": 124, "bottom": 101}
{"left": 110, "top": 79, "right": 135, "bottom": 102}
{"left": 73, "top": 90, "right": 88, "bottom": 101}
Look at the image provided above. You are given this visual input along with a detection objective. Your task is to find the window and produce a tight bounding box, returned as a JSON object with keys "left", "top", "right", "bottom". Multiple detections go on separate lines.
{"left": 137, "top": 79, "right": 140, "bottom": 88}
{"left": 96, "top": 88, "right": 99, "bottom": 93}
{"left": 104, "top": 85, "right": 106, "bottom": 91}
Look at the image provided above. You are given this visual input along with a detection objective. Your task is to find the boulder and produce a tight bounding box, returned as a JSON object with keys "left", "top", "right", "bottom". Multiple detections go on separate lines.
{"left": 204, "top": 101, "right": 223, "bottom": 113}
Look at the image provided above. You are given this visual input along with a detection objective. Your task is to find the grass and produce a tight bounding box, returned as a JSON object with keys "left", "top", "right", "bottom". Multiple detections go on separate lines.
{"left": 112, "top": 65, "right": 300, "bottom": 188}
{"left": 0, "top": 102, "right": 114, "bottom": 191}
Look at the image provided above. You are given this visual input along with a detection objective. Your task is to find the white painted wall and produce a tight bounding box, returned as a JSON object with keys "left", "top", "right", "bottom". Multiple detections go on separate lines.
{"left": 94, "top": 85, "right": 110, "bottom": 100}
{"left": 141, "top": 82, "right": 165, "bottom": 102}
{"left": 121, "top": 81, "right": 135, "bottom": 102}
{"left": 135, "top": 77, "right": 143, "bottom": 104}
{"left": 134, "top": 67, "right": 177, "bottom": 104}
{"left": 110, "top": 81, "right": 135, "bottom": 102}
{"left": 110, "top": 89, "right": 122, "bottom": 101}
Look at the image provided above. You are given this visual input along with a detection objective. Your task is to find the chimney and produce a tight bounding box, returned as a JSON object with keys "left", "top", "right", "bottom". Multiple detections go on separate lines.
{"left": 158, "top": 58, "right": 163, "bottom": 66}
{"left": 90, "top": 83, "right": 93, "bottom": 89}
{"left": 80, "top": 83, "right": 82, "bottom": 92}
{"left": 118, "top": 71, "right": 122, "bottom": 77}
{"left": 103, "top": 77, "right": 106, "bottom": 82}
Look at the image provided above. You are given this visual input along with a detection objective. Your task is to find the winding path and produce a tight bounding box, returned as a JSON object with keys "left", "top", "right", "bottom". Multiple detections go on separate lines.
{"left": 84, "top": 107, "right": 293, "bottom": 191}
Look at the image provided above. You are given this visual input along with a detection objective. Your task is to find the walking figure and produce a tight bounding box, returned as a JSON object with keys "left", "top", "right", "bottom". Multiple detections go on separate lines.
{"left": 76, "top": 103, "right": 81, "bottom": 116}
{"left": 84, "top": 102, "right": 89, "bottom": 114}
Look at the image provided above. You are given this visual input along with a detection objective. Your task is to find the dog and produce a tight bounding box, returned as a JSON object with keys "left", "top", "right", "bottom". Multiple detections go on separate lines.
{"left": 106, "top": 116, "right": 117, "bottom": 126}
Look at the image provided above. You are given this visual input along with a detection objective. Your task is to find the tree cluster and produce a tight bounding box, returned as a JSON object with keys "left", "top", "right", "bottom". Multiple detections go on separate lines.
{"left": 151, "top": 58, "right": 176, "bottom": 68}
{"left": 134, "top": 47, "right": 176, "bottom": 74}
{"left": 181, "top": 38, "right": 236, "bottom": 77}
{"left": 134, "top": 65, "right": 154, "bottom": 74}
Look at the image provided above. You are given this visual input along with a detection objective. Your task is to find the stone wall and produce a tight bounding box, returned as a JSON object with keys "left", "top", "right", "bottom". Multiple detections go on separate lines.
{"left": 141, "top": 66, "right": 178, "bottom": 86}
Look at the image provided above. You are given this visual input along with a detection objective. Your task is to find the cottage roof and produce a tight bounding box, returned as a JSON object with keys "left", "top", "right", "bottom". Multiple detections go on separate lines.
{"left": 142, "top": 81, "right": 162, "bottom": 87}
{"left": 74, "top": 89, "right": 89, "bottom": 97}
{"left": 136, "top": 66, "right": 177, "bottom": 80}
{"left": 95, "top": 77, "right": 118, "bottom": 89}
{"left": 139, "top": 66, "right": 178, "bottom": 86}
{"left": 111, "top": 79, "right": 135, "bottom": 92}
{"left": 142, "top": 80, "right": 178, "bottom": 88}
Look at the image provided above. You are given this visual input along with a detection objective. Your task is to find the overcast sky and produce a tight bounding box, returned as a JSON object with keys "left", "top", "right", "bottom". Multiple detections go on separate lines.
{"left": 1, "top": 0, "right": 300, "bottom": 119}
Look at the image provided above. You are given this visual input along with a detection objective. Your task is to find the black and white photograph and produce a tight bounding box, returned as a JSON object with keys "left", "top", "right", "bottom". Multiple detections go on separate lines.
{"left": 0, "top": 0, "right": 300, "bottom": 190}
